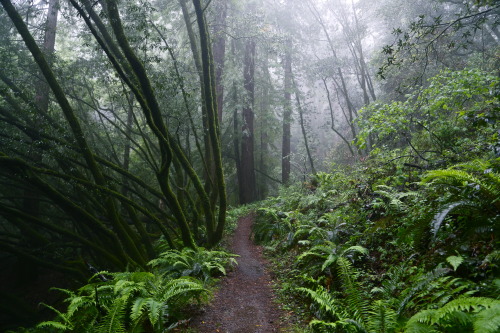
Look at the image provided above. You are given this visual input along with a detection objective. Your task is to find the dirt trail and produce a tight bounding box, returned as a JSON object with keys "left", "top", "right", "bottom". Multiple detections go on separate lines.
{"left": 189, "top": 214, "right": 285, "bottom": 332}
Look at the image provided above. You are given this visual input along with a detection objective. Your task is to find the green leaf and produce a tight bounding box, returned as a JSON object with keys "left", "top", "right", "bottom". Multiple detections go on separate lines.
{"left": 37, "top": 321, "right": 71, "bottom": 330}
{"left": 446, "top": 255, "right": 464, "bottom": 271}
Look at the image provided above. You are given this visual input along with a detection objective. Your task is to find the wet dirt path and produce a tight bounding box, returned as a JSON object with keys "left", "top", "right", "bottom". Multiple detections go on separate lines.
{"left": 189, "top": 214, "right": 284, "bottom": 332}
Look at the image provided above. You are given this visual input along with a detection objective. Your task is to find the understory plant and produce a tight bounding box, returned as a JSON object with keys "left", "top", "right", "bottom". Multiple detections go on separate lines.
{"left": 255, "top": 156, "right": 498, "bottom": 332}
{"left": 11, "top": 246, "right": 237, "bottom": 332}
{"left": 148, "top": 246, "right": 238, "bottom": 282}
{"left": 29, "top": 272, "right": 206, "bottom": 332}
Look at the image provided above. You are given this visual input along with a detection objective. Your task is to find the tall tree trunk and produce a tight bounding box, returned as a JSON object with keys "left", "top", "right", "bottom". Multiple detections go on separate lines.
{"left": 212, "top": 0, "right": 227, "bottom": 123}
{"left": 282, "top": 41, "right": 292, "bottom": 185}
{"left": 231, "top": 41, "right": 243, "bottom": 203}
{"left": 233, "top": 83, "right": 242, "bottom": 201}
{"left": 258, "top": 47, "right": 271, "bottom": 199}
{"left": 239, "top": 39, "right": 256, "bottom": 204}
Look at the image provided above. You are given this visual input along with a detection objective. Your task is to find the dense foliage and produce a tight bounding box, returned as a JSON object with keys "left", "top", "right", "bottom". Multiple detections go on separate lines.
{"left": 11, "top": 245, "right": 236, "bottom": 332}
{"left": 253, "top": 69, "right": 499, "bottom": 332}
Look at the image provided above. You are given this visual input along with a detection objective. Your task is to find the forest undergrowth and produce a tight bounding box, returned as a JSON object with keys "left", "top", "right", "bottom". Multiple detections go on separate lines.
{"left": 251, "top": 68, "right": 500, "bottom": 332}
{"left": 7, "top": 67, "right": 500, "bottom": 333}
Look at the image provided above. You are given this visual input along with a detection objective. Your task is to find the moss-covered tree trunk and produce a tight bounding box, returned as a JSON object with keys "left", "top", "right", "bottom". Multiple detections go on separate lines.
{"left": 192, "top": 0, "right": 227, "bottom": 246}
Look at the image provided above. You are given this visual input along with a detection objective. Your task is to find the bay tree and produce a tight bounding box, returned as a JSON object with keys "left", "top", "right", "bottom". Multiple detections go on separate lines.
{"left": 0, "top": 0, "right": 226, "bottom": 278}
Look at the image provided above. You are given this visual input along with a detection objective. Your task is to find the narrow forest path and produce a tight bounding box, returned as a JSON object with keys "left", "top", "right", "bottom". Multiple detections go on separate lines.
{"left": 189, "top": 213, "right": 285, "bottom": 332}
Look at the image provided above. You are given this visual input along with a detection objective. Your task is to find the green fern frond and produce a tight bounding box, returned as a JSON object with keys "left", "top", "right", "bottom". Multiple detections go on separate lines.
{"left": 49, "top": 287, "right": 75, "bottom": 299}
{"left": 474, "top": 303, "right": 500, "bottom": 333}
{"left": 145, "top": 299, "right": 166, "bottom": 326}
{"left": 374, "top": 185, "right": 421, "bottom": 214}
{"left": 405, "top": 308, "right": 436, "bottom": 327}
{"left": 404, "top": 319, "right": 440, "bottom": 333}
{"left": 97, "top": 297, "right": 126, "bottom": 333}
{"left": 161, "top": 277, "right": 206, "bottom": 304}
{"left": 36, "top": 320, "right": 72, "bottom": 331}
{"left": 367, "top": 300, "right": 397, "bottom": 333}
{"left": 38, "top": 303, "right": 72, "bottom": 327}
{"left": 321, "top": 254, "right": 338, "bottom": 272}
{"left": 430, "top": 200, "right": 472, "bottom": 240}
{"left": 337, "top": 257, "right": 370, "bottom": 326}
{"left": 446, "top": 255, "right": 464, "bottom": 271}
{"left": 398, "top": 266, "right": 449, "bottom": 315}
{"left": 309, "top": 319, "right": 339, "bottom": 332}
{"left": 130, "top": 297, "right": 148, "bottom": 323}
{"left": 296, "top": 243, "right": 335, "bottom": 264}
{"left": 433, "top": 297, "right": 499, "bottom": 321}
{"left": 422, "top": 166, "right": 500, "bottom": 209}
{"left": 422, "top": 169, "right": 483, "bottom": 188}
{"left": 482, "top": 250, "right": 500, "bottom": 266}
{"left": 113, "top": 279, "right": 146, "bottom": 298}
{"left": 149, "top": 247, "right": 237, "bottom": 281}
{"left": 341, "top": 245, "right": 369, "bottom": 257}
{"left": 66, "top": 295, "right": 96, "bottom": 318}
{"left": 405, "top": 297, "right": 500, "bottom": 333}
{"left": 297, "top": 286, "right": 339, "bottom": 320}
{"left": 343, "top": 318, "right": 369, "bottom": 333}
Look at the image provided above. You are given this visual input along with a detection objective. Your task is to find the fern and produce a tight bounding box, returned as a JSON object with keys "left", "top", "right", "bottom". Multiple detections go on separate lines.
{"left": 254, "top": 208, "right": 294, "bottom": 245}
{"left": 130, "top": 297, "right": 149, "bottom": 323}
{"left": 148, "top": 247, "right": 237, "bottom": 281}
{"left": 367, "top": 300, "right": 398, "bottom": 333}
{"left": 309, "top": 319, "right": 341, "bottom": 332}
{"left": 474, "top": 303, "right": 500, "bottom": 333}
{"left": 297, "top": 286, "right": 340, "bottom": 320}
{"left": 419, "top": 159, "right": 500, "bottom": 248}
{"left": 35, "top": 271, "right": 207, "bottom": 332}
{"left": 337, "top": 257, "right": 370, "bottom": 327}
{"left": 145, "top": 299, "right": 165, "bottom": 327}
{"left": 97, "top": 297, "right": 126, "bottom": 333}
{"left": 429, "top": 200, "right": 471, "bottom": 240}
{"left": 36, "top": 321, "right": 72, "bottom": 331}
{"left": 374, "top": 185, "right": 421, "bottom": 214}
{"left": 446, "top": 255, "right": 464, "bottom": 271}
{"left": 404, "top": 297, "right": 500, "bottom": 333}
{"left": 298, "top": 256, "right": 400, "bottom": 333}
{"left": 397, "top": 266, "right": 449, "bottom": 315}
{"left": 422, "top": 161, "right": 500, "bottom": 210}
{"left": 397, "top": 265, "right": 478, "bottom": 317}
{"left": 160, "top": 277, "right": 206, "bottom": 304}
{"left": 296, "top": 241, "right": 367, "bottom": 278}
